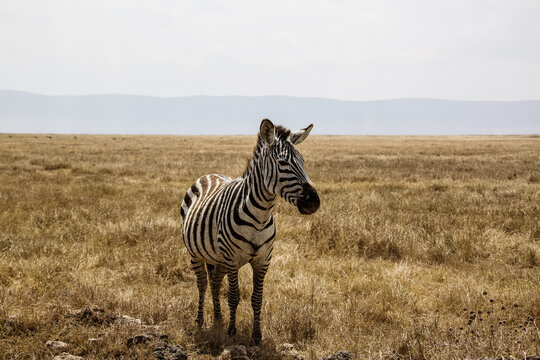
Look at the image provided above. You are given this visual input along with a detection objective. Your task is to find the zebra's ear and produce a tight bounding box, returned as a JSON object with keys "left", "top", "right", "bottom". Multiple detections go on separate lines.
{"left": 289, "top": 124, "right": 313, "bottom": 145}
{"left": 260, "top": 118, "right": 275, "bottom": 145}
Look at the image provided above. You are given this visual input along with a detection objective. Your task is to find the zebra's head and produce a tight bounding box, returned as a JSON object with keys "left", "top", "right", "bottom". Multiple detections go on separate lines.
{"left": 259, "top": 119, "right": 320, "bottom": 215}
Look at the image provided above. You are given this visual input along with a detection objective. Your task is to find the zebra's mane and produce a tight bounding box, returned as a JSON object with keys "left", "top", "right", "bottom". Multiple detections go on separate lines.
{"left": 242, "top": 125, "right": 291, "bottom": 178}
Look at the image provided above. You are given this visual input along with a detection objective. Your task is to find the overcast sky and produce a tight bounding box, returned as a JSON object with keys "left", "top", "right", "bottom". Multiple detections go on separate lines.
{"left": 1, "top": 1, "right": 539, "bottom": 101}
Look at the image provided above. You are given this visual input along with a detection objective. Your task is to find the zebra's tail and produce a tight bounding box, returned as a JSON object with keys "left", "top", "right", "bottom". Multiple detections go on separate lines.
{"left": 206, "top": 263, "right": 215, "bottom": 277}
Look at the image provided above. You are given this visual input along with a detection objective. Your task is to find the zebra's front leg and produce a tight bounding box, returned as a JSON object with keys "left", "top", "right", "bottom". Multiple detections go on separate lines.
{"left": 226, "top": 268, "right": 240, "bottom": 336}
{"left": 251, "top": 263, "right": 269, "bottom": 345}
{"left": 191, "top": 259, "right": 208, "bottom": 328}
{"left": 210, "top": 264, "right": 226, "bottom": 323}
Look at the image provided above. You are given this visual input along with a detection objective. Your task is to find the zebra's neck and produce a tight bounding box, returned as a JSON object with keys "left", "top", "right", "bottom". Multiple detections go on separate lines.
{"left": 241, "top": 142, "right": 277, "bottom": 224}
{"left": 242, "top": 139, "right": 263, "bottom": 178}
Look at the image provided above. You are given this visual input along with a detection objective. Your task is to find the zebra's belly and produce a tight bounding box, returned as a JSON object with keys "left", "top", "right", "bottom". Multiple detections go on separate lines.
{"left": 184, "top": 227, "right": 274, "bottom": 267}
{"left": 215, "top": 225, "right": 275, "bottom": 267}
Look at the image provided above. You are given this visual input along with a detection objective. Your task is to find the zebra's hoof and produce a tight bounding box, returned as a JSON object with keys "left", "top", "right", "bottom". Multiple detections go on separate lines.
{"left": 252, "top": 336, "right": 261, "bottom": 346}
{"left": 227, "top": 326, "right": 236, "bottom": 336}
{"left": 213, "top": 317, "right": 223, "bottom": 328}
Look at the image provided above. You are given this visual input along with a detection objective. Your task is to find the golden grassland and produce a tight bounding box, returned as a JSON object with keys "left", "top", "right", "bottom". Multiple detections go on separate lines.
{"left": 0, "top": 133, "right": 539, "bottom": 359}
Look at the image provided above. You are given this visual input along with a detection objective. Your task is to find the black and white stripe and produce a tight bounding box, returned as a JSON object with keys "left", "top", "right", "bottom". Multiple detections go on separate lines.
{"left": 180, "top": 119, "right": 319, "bottom": 344}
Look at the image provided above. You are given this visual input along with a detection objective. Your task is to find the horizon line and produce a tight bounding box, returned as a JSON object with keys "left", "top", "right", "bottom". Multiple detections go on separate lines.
{"left": 2, "top": 132, "right": 539, "bottom": 137}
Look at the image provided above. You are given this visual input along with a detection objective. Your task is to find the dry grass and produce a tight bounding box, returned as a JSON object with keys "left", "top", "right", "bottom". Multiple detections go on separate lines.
{"left": 0, "top": 133, "right": 539, "bottom": 359}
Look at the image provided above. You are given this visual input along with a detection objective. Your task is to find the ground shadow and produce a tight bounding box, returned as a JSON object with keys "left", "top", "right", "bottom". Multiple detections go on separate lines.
{"left": 189, "top": 322, "right": 281, "bottom": 359}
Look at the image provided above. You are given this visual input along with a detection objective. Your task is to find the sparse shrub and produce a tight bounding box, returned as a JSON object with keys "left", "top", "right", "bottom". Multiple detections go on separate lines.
{"left": 529, "top": 174, "right": 540, "bottom": 183}
{"left": 0, "top": 264, "right": 15, "bottom": 286}
{"left": 429, "top": 183, "right": 448, "bottom": 192}
{"left": 1, "top": 315, "right": 41, "bottom": 337}
{"left": 524, "top": 247, "right": 539, "bottom": 268}
{"left": 44, "top": 162, "right": 70, "bottom": 170}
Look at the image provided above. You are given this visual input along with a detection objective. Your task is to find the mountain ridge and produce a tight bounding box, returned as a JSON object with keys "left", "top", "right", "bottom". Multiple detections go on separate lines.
{"left": 1, "top": 90, "right": 539, "bottom": 135}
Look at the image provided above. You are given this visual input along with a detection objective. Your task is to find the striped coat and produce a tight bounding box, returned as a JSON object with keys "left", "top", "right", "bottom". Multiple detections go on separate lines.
{"left": 181, "top": 119, "right": 320, "bottom": 344}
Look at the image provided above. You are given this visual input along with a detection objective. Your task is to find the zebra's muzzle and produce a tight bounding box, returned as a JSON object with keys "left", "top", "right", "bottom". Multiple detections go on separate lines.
{"left": 297, "top": 183, "right": 320, "bottom": 215}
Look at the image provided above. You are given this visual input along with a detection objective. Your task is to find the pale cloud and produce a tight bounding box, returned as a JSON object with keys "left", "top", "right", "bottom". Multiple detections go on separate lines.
{"left": 1, "top": 0, "right": 539, "bottom": 100}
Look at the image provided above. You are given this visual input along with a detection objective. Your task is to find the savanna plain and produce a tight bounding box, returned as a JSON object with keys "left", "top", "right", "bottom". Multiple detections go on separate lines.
{"left": 0, "top": 133, "right": 539, "bottom": 360}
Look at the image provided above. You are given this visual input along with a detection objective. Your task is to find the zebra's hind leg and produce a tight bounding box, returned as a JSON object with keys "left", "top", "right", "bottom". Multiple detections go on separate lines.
{"left": 251, "top": 262, "right": 269, "bottom": 345}
{"left": 191, "top": 258, "right": 208, "bottom": 328}
{"left": 209, "top": 264, "right": 227, "bottom": 323}
{"left": 226, "top": 268, "right": 240, "bottom": 336}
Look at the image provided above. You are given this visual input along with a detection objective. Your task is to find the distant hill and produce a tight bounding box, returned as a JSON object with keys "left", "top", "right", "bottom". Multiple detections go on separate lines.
{"left": 0, "top": 90, "right": 538, "bottom": 135}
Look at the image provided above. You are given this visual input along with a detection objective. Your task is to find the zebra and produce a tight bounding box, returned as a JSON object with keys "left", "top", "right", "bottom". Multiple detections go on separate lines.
{"left": 180, "top": 119, "right": 320, "bottom": 344}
